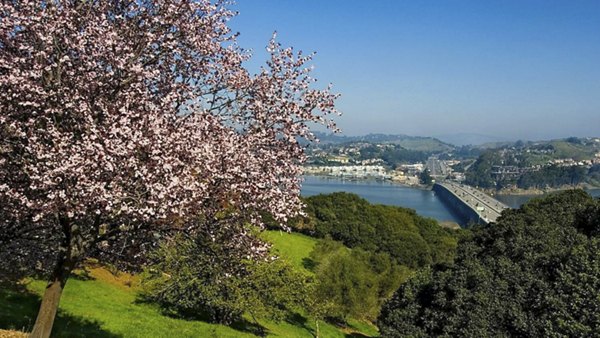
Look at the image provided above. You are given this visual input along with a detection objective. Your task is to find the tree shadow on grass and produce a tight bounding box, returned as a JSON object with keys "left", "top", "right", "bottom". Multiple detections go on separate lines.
{"left": 286, "top": 312, "right": 315, "bottom": 336}
{"left": 135, "top": 294, "right": 271, "bottom": 337}
{"left": 343, "top": 321, "right": 376, "bottom": 338}
{"left": 230, "top": 318, "right": 269, "bottom": 337}
{"left": 302, "top": 257, "right": 317, "bottom": 271}
{"left": 69, "top": 270, "right": 95, "bottom": 281}
{"left": 286, "top": 313, "right": 373, "bottom": 338}
{"left": 0, "top": 285, "right": 121, "bottom": 338}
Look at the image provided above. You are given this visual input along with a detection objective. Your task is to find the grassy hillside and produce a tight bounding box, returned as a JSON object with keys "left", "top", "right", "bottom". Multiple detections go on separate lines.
{"left": 392, "top": 138, "right": 452, "bottom": 152}
{"left": 311, "top": 132, "right": 453, "bottom": 152}
{"left": 549, "top": 140, "right": 597, "bottom": 161}
{"left": 261, "top": 231, "right": 317, "bottom": 274}
{"left": 1, "top": 267, "right": 258, "bottom": 338}
{"left": 0, "top": 232, "right": 377, "bottom": 338}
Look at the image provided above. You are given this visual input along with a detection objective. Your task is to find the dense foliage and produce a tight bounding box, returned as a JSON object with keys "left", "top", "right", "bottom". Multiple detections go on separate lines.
{"left": 589, "top": 164, "right": 600, "bottom": 185}
{"left": 378, "top": 190, "right": 600, "bottom": 337}
{"left": 517, "top": 165, "right": 587, "bottom": 189}
{"left": 464, "top": 151, "right": 500, "bottom": 188}
{"left": 419, "top": 169, "right": 433, "bottom": 185}
{"left": 299, "top": 193, "right": 459, "bottom": 268}
{"left": 141, "top": 233, "right": 310, "bottom": 325}
{"left": 308, "top": 239, "right": 410, "bottom": 322}
{"left": 0, "top": 0, "right": 338, "bottom": 277}
{"left": 263, "top": 192, "right": 462, "bottom": 328}
{"left": 465, "top": 142, "right": 599, "bottom": 190}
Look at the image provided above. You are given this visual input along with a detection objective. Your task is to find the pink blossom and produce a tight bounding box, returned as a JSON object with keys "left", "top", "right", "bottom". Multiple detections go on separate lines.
{"left": 0, "top": 0, "right": 339, "bottom": 291}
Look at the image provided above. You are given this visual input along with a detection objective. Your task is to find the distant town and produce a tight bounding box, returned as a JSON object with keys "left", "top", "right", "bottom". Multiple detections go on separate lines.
{"left": 304, "top": 133, "right": 600, "bottom": 193}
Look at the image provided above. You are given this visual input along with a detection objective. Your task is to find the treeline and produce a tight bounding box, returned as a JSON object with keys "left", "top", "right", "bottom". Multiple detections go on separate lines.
{"left": 299, "top": 192, "right": 460, "bottom": 268}
{"left": 466, "top": 150, "right": 596, "bottom": 190}
{"left": 139, "top": 190, "right": 600, "bottom": 337}
{"left": 378, "top": 190, "right": 600, "bottom": 337}
{"left": 517, "top": 165, "right": 587, "bottom": 189}
{"left": 464, "top": 151, "right": 499, "bottom": 188}
{"left": 297, "top": 193, "right": 461, "bottom": 323}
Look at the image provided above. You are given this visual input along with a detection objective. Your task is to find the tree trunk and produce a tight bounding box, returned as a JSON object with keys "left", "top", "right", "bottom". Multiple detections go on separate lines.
{"left": 30, "top": 258, "right": 74, "bottom": 338}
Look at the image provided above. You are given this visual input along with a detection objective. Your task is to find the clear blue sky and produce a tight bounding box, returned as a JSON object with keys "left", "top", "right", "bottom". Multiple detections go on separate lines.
{"left": 229, "top": 0, "right": 600, "bottom": 141}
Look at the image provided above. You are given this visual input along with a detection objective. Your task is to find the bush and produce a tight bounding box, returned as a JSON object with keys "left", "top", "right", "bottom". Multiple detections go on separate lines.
{"left": 140, "top": 233, "right": 310, "bottom": 324}
{"left": 309, "top": 238, "right": 411, "bottom": 322}
{"left": 378, "top": 190, "right": 600, "bottom": 337}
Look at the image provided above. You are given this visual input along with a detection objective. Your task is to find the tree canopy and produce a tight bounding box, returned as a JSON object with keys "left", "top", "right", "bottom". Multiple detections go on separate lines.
{"left": 299, "top": 192, "right": 459, "bottom": 268}
{"left": 378, "top": 190, "right": 600, "bottom": 337}
{"left": 309, "top": 239, "right": 410, "bottom": 322}
{"left": 141, "top": 232, "right": 311, "bottom": 326}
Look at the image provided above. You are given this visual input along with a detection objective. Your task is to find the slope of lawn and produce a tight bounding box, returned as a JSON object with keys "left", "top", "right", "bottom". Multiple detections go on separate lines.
{"left": 261, "top": 230, "right": 318, "bottom": 273}
{"left": 1, "top": 267, "right": 256, "bottom": 338}
{"left": 0, "top": 231, "right": 377, "bottom": 337}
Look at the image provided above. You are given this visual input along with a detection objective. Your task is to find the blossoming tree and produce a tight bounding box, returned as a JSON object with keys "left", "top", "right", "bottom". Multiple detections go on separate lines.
{"left": 0, "top": 1, "right": 338, "bottom": 337}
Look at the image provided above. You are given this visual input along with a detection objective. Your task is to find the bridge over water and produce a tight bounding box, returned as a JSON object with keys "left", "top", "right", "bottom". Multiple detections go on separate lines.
{"left": 433, "top": 181, "right": 510, "bottom": 225}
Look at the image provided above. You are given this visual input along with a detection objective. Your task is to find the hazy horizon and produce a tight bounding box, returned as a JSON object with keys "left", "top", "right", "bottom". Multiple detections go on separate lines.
{"left": 311, "top": 130, "right": 598, "bottom": 146}
{"left": 230, "top": 0, "right": 600, "bottom": 141}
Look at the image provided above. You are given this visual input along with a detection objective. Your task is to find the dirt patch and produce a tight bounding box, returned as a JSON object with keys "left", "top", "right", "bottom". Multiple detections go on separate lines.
{"left": 72, "top": 261, "right": 140, "bottom": 291}
{"left": 87, "top": 266, "right": 140, "bottom": 291}
{"left": 0, "top": 329, "right": 27, "bottom": 338}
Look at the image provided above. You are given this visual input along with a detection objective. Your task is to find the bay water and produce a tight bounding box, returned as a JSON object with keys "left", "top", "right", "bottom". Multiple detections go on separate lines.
{"left": 301, "top": 176, "right": 463, "bottom": 224}
{"left": 301, "top": 176, "right": 600, "bottom": 224}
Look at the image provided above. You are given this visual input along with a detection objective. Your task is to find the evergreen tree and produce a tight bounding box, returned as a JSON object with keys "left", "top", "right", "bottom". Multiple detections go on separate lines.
{"left": 378, "top": 190, "right": 600, "bottom": 337}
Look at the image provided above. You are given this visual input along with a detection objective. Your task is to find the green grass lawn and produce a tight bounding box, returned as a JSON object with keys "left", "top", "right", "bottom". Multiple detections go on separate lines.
{"left": 261, "top": 230, "right": 318, "bottom": 274}
{"left": 0, "top": 231, "right": 378, "bottom": 338}
{"left": 1, "top": 270, "right": 256, "bottom": 338}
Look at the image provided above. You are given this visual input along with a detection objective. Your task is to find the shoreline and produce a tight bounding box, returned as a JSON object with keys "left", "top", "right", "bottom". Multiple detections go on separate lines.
{"left": 304, "top": 174, "right": 600, "bottom": 197}
{"left": 303, "top": 174, "right": 431, "bottom": 190}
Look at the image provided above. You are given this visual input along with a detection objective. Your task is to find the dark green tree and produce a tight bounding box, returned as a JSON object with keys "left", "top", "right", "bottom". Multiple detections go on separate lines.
{"left": 140, "top": 232, "right": 310, "bottom": 325}
{"left": 419, "top": 169, "right": 433, "bottom": 185}
{"left": 464, "top": 151, "right": 500, "bottom": 189}
{"left": 300, "top": 193, "right": 460, "bottom": 268}
{"left": 517, "top": 165, "right": 587, "bottom": 189}
{"left": 310, "top": 240, "right": 409, "bottom": 322}
{"left": 378, "top": 190, "right": 600, "bottom": 337}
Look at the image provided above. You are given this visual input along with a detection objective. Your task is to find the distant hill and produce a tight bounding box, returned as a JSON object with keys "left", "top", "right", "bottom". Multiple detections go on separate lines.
{"left": 464, "top": 137, "right": 600, "bottom": 190}
{"left": 434, "top": 133, "right": 510, "bottom": 147}
{"left": 475, "top": 140, "right": 520, "bottom": 149}
{"left": 476, "top": 137, "right": 600, "bottom": 159}
{"left": 313, "top": 132, "right": 453, "bottom": 152}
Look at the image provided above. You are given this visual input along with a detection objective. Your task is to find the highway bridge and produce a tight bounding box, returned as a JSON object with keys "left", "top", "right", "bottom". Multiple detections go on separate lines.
{"left": 433, "top": 181, "right": 510, "bottom": 225}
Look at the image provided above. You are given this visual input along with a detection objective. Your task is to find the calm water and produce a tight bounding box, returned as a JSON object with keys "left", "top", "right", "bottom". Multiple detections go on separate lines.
{"left": 301, "top": 176, "right": 463, "bottom": 224}
{"left": 301, "top": 176, "right": 600, "bottom": 224}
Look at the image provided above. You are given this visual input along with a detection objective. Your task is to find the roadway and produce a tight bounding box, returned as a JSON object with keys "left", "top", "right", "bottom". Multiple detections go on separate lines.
{"left": 436, "top": 181, "right": 510, "bottom": 224}
{"left": 426, "top": 157, "right": 449, "bottom": 178}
